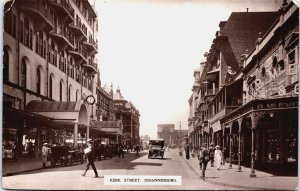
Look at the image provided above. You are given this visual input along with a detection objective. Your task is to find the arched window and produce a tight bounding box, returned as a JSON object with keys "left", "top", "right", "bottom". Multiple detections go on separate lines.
{"left": 21, "top": 59, "right": 27, "bottom": 88}
{"left": 37, "top": 67, "right": 41, "bottom": 94}
{"left": 59, "top": 80, "right": 63, "bottom": 101}
{"left": 3, "top": 47, "right": 9, "bottom": 82}
{"left": 49, "top": 75, "right": 53, "bottom": 99}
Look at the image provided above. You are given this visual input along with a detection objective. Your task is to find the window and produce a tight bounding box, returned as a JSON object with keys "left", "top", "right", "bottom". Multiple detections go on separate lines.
{"left": 59, "top": 81, "right": 63, "bottom": 101}
{"left": 49, "top": 75, "right": 53, "bottom": 99}
{"left": 37, "top": 68, "right": 41, "bottom": 94}
{"left": 3, "top": 48, "right": 9, "bottom": 82}
{"left": 76, "top": 90, "right": 78, "bottom": 102}
{"left": 21, "top": 59, "right": 27, "bottom": 88}
{"left": 4, "top": 9, "right": 12, "bottom": 34}
{"left": 12, "top": 14, "right": 16, "bottom": 37}
{"left": 24, "top": 17, "right": 29, "bottom": 46}
{"left": 20, "top": 21, "right": 24, "bottom": 43}
{"left": 68, "top": 86, "right": 71, "bottom": 101}
{"left": 29, "top": 29, "right": 33, "bottom": 49}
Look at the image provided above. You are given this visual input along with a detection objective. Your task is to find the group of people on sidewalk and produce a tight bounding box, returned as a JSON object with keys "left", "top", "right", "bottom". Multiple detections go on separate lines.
{"left": 185, "top": 142, "right": 223, "bottom": 180}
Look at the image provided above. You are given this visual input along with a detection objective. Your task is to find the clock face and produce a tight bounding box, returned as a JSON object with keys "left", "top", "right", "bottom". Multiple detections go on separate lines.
{"left": 86, "top": 95, "right": 95, "bottom": 105}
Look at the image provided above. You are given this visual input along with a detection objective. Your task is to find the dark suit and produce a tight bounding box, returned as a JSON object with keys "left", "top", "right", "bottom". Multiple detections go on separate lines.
{"left": 83, "top": 144, "right": 98, "bottom": 177}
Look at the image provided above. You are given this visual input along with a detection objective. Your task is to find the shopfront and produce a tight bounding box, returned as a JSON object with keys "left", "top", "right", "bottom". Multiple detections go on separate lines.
{"left": 221, "top": 97, "right": 298, "bottom": 175}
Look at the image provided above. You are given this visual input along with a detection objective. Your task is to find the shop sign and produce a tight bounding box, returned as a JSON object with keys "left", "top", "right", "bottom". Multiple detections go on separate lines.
{"left": 255, "top": 101, "right": 298, "bottom": 110}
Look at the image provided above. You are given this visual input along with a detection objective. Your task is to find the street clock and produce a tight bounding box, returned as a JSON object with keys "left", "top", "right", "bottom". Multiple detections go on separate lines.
{"left": 85, "top": 95, "right": 95, "bottom": 105}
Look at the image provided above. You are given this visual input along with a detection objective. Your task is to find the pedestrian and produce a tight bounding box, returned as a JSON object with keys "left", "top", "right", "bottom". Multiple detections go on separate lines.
{"left": 199, "top": 144, "right": 210, "bottom": 180}
{"left": 118, "top": 144, "right": 124, "bottom": 158}
{"left": 135, "top": 145, "right": 140, "bottom": 156}
{"left": 209, "top": 143, "right": 215, "bottom": 167}
{"left": 82, "top": 139, "right": 99, "bottom": 178}
{"left": 198, "top": 146, "right": 203, "bottom": 170}
{"left": 214, "top": 145, "right": 223, "bottom": 170}
{"left": 185, "top": 144, "right": 190, "bottom": 160}
{"left": 42, "top": 143, "right": 49, "bottom": 168}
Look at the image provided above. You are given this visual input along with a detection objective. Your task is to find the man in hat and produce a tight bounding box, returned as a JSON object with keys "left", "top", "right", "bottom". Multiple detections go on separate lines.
{"left": 200, "top": 144, "right": 210, "bottom": 180}
{"left": 82, "top": 139, "right": 99, "bottom": 178}
{"left": 42, "top": 143, "right": 49, "bottom": 168}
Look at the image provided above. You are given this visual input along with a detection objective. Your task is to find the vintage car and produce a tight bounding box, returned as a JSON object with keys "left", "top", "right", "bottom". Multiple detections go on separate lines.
{"left": 148, "top": 140, "right": 164, "bottom": 159}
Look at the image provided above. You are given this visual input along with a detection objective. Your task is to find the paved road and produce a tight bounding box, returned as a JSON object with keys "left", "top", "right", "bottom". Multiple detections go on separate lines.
{"left": 2, "top": 149, "right": 240, "bottom": 190}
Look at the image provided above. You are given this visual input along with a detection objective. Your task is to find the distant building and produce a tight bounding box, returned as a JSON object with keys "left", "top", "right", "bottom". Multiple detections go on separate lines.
{"left": 157, "top": 124, "right": 188, "bottom": 147}
{"left": 113, "top": 87, "right": 140, "bottom": 146}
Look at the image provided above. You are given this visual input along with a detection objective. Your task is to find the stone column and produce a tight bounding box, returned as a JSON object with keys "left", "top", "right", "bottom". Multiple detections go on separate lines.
{"left": 74, "top": 122, "right": 78, "bottom": 148}
{"left": 86, "top": 126, "right": 90, "bottom": 140}
{"left": 238, "top": 119, "right": 242, "bottom": 172}
{"left": 229, "top": 122, "right": 233, "bottom": 168}
{"left": 250, "top": 113, "right": 257, "bottom": 177}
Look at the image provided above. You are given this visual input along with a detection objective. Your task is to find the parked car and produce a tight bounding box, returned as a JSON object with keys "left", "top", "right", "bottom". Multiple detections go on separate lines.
{"left": 148, "top": 140, "right": 165, "bottom": 159}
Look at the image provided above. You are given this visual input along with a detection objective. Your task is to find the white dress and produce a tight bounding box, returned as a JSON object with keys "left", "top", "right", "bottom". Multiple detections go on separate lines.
{"left": 214, "top": 149, "right": 222, "bottom": 169}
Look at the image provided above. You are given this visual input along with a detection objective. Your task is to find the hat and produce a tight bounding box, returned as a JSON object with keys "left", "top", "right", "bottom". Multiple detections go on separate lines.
{"left": 87, "top": 139, "right": 93, "bottom": 143}
{"left": 43, "top": 143, "right": 48, "bottom": 146}
{"left": 216, "top": 145, "right": 220, "bottom": 149}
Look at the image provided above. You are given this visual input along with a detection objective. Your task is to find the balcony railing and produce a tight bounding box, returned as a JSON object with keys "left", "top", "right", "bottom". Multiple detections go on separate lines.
{"left": 18, "top": 0, "right": 54, "bottom": 32}
{"left": 69, "top": 20, "right": 87, "bottom": 38}
{"left": 49, "top": 24, "right": 75, "bottom": 50}
{"left": 49, "top": 0, "right": 74, "bottom": 23}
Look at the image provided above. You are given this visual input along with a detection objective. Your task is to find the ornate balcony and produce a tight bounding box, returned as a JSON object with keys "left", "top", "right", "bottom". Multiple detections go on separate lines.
{"left": 82, "top": 61, "right": 97, "bottom": 75}
{"left": 69, "top": 21, "right": 87, "bottom": 41}
{"left": 48, "top": 25, "right": 74, "bottom": 51}
{"left": 68, "top": 45, "right": 88, "bottom": 65}
{"left": 83, "top": 38, "right": 98, "bottom": 56}
{"left": 17, "top": 0, "right": 54, "bottom": 32}
{"left": 49, "top": 0, "right": 74, "bottom": 24}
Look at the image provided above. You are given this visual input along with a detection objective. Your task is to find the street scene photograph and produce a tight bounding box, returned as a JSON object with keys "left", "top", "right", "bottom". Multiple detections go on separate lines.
{"left": 1, "top": 0, "right": 299, "bottom": 190}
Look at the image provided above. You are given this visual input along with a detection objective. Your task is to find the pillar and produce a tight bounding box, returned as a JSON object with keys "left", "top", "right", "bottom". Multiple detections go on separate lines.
{"left": 74, "top": 122, "right": 78, "bottom": 148}
{"left": 238, "top": 119, "right": 242, "bottom": 172}
{"left": 222, "top": 125, "right": 225, "bottom": 164}
{"left": 229, "top": 122, "right": 232, "bottom": 168}
{"left": 250, "top": 113, "right": 257, "bottom": 177}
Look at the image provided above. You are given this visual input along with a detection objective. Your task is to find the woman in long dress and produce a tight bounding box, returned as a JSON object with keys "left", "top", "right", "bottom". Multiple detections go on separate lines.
{"left": 214, "top": 145, "right": 222, "bottom": 170}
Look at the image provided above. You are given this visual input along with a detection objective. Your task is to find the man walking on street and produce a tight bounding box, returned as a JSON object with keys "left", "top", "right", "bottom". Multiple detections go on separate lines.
{"left": 82, "top": 139, "right": 99, "bottom": 178}
{"left": 199, "top": 144, "right": 210, "bottom": 180}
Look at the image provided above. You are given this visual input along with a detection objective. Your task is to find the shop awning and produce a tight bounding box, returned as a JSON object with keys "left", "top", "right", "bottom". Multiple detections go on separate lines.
{"left": 90, "top": 120, "right": 123, "bottom": 135}
{"left": 26, "top": 100, "right": 89, "bottom": 126}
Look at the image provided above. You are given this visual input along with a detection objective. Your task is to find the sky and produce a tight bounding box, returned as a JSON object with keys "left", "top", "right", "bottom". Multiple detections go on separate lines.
{"left": 94, "top": 0, "right": 282, "bottom": 139}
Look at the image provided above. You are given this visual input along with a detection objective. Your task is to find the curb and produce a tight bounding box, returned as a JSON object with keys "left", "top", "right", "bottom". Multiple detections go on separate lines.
{"left": 3, "top": 167, "right": 44, "bottom": 177}
{"left": 181, "top": 156, "right": 285, "bottom": 191}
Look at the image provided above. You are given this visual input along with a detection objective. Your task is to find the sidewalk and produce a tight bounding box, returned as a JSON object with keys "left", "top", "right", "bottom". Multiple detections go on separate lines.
{"left": 182, "top": 154, "right": 299, "bottom": 190}
{"left": 2, "top": 157, "right": 44, "bottom": 177}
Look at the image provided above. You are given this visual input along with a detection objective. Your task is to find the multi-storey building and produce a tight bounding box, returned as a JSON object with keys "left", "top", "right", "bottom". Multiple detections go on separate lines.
{"left": 3, "top": 0, "right": 98, "bottom": 159}
{"left": 189, "top": 10, "right": 277, "bottom": 152}
{"left": 96, "top": 83, "right": 114, "bottom": 121}
{"left": 221, "top": 0, "right": 298, "bottom": 175}
{"left": 188, "top": 0, "right": 298, "bottom": 176}
{"left": 113, "top": 87, "right": 140, "bottom": 146}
